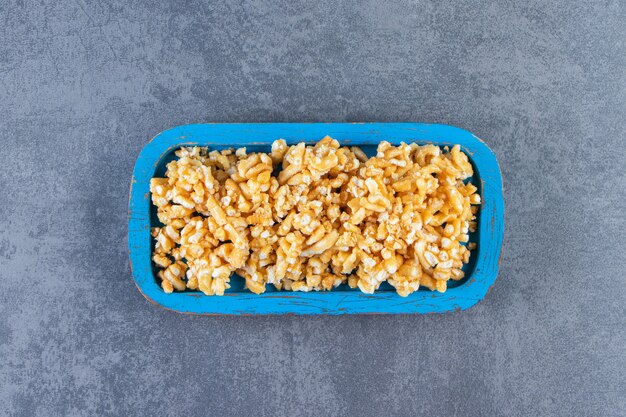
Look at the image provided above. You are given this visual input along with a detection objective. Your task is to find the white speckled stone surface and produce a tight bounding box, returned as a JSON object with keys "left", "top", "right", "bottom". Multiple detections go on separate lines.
{"left": 1, "top": 1, "right": 624, "bottom": 416}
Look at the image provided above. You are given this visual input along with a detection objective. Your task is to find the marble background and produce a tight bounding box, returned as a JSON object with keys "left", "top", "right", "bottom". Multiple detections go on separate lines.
{"left": 1, "top": 1, "right": 624, "bottom": 416}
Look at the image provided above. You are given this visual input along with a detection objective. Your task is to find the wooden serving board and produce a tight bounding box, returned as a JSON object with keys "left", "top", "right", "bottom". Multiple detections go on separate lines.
{"left": 128, "top": 123, "right": 504, "bottom": 315}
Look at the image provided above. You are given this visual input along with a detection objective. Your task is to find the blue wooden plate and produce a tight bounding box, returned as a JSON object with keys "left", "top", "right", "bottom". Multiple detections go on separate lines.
{"left": 129, "top": 123, "right": 504, "bottom": 315}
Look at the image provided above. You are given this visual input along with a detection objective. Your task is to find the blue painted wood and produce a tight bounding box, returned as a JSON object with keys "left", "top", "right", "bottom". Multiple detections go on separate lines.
{"left": 128, "top": 123, "right": 504, "bottom": 315}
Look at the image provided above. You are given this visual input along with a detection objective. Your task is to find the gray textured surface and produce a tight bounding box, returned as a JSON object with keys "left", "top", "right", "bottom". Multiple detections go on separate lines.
{"left": 1, "top": 0, "right": 625, "bottom": 416}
